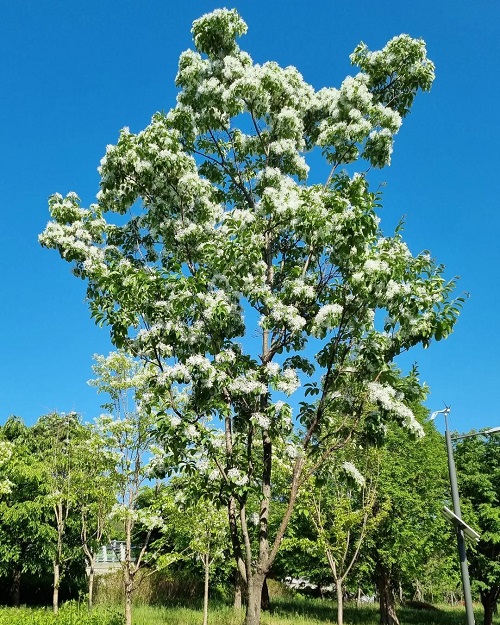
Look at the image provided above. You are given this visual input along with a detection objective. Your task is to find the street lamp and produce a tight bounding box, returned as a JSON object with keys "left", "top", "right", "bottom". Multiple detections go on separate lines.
{"left": 430, "top": 408, "right": 500, "bottom": 625}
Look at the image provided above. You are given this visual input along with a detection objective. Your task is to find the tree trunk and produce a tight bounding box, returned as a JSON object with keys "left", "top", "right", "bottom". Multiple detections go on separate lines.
{"left": 261, "top": 576, "right": 270, "bottom": 612}
{"left": 53, "top": 560, "right": 60, "bottom": 615}
{"left": 203, "top": 554, "right": 210, "bottom": 625}
{"left": 244, "top": 574, "right": 265, "bottom": 625}
{"left": 124, "top": 518, "right": 134, "bottom": 625}
{"left": 326, "top": 549, "right": 344, "bottom": 625}
{"left": 53, "top": 502, "right": 64, "bottom": 615}
{"left": 481, "top": 588, "right": 500, "bottom": 625}
{"left": 124, "top": 569, "right": 133, "bottom": 625}
{"left": 484, "top": 602, "right": 494, "bottom": 625}
{"left": 10, "top": 567, "right": 21, "bottom": 607}
{"left": 336, "top": 577, "right": 344, "bottom": 625}
{"left": 234, "top": 571, "right": 243, "bottom": 611}
{"left": 376, "top": 564, "right": 399, "bottom": 625}
{"left": 87, "top": 563, "right": 95, "bottom": 611}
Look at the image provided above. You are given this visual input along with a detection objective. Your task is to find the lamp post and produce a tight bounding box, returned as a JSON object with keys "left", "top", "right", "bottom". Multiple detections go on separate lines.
{"left": 430, "top": 409, "right": 500, "bottom": 625}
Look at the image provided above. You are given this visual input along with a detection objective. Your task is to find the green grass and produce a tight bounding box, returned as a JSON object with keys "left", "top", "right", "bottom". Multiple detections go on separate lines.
{"left": 0, "top": 603, "right": 124, "bottom": 625}
{"left": 0, "top": 599, "right": 498, "bottom": 625}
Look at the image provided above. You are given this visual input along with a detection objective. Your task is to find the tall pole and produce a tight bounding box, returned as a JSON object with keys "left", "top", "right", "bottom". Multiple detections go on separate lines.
{"left": 443, "top": 410, "right": 475, "bottom": 625}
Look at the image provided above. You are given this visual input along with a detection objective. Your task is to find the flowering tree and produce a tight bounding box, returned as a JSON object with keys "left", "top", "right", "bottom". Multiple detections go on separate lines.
{"left": 40, "top": 9, "right": 463, "bottom": 624}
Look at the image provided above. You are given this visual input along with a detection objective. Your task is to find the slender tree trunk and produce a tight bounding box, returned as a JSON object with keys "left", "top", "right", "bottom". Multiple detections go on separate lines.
{"left": 87, "top": 563, "right": 95, "bottom": 611}
{"left": 123, "top": 566, "right": 133, "bottom": 625}
{"left": 53, "top": 501, "right": 65, "bottom": 615}
{"left": 53, "top": 559, "right": 60, "bottom": 615}
{"left": 203, "top": 554, "right": 210, "bottom": 625}
{"left": 11, "top": 567, "right": 21, "bottom": 607}
{"left": 376, "top": 564, "right": 399, "bottom": 625}
{"left": 124, "top": 518, "right": 134, "bottom": 625}
{"left": 326, "top": 549, "right": 345, "bottom": 625}
{"left": 336, "top": 578, "right": 344, "bottom": 625}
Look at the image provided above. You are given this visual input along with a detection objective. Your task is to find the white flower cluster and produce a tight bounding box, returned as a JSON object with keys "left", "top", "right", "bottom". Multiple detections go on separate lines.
{"left": 275, "top": 368, "right": 301, "bottom": 396}
{"left": 169, "top": 415, "right": 181, "bottom": 428}
{"left": 184, "top": 424, "right": 200, "bottom": 440}
{"left": 251, "top": 412, "right": 270, "bottom": 430}
{"left": 258, "top": 171, "right": 302, "bottom": 218}
{"left": 145, "top": 446, "right": 167, "bottom": 477}
{"left": 208, "top": 468, "right": 220, "bottom": 481}
{"left": 342, "top": 461, "right": 366, "bottom": 487}
{"left": 313, "top": 70, "right": 402, "bottom": 168}
{"left": 186, "top": 354, "right": 218, "bottom": 389}
{"left": 0, "top": 441, "right": 13, "bottom": 466}
{"left": 367, "top": 382, "right": 424, "bottom": 437}
{"left": 263, "top": 363, "right": 300, "bottom": 397}
{"left": 286, "top": 443, "right": 303, "bottom": 460}
{"left": 363, "top": 258, "right": 390, "bottom": 275}
{"left": 158, "top": 363, "right": 191, "bottom": 386}
{"left": 214, "top": 349, "right": 237, "bottom": 364}
{"left": 248, "top": 512, "right": 260, "bottom": 526}
{"left": 260, "top": 300, "right": 306, "bottom": 335}
{"left": 228, "top": 374, "right": 267, "bottom": 397}
{"left": 137, "top": 509, "right": 165, "bottom": 531}
{"left": 311, "top": 304, "right": 344, "bottom": 338}
{"left": 227, "top": 467, "right": 249, "bottom": 486}
{"left": 288, "top": 279, "right": 316, "bottom": 301}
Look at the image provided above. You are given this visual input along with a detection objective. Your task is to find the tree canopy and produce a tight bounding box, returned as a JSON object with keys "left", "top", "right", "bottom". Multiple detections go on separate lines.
{"left": 454, "top": 432, "right": 500, "bottom": 625}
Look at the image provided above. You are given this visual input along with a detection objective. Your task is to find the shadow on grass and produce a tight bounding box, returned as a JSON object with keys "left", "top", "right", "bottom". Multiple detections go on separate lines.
{"left": 269, "top": 597, "right": 485, "bottom": 625}
{"left": 270, "top": 597, "right": 378, "bottom": 623}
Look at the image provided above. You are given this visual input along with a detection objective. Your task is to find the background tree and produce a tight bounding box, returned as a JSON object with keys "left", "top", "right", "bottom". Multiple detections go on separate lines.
{"left": 0, "top": 417, "right": 52, "bottom": 607}
{"left": 364, "top": 405, "right": 449, "bottom": 625}
{"left": 90, "top": 351, "right": 166, "bottom": 625}
{"left": 31, "top": 412, "right": 93, "bottom": 614}
{"left": 72, "top": 428, "right": 119, "bottom": 610}
{"left": 40, "top": 9, "right": 463, "bottom": 625}
{"left": 454, "top": 432, "right": 500, "bottom": 625}
{"left": 156, "top": 488, "right": 229, "bottom": 625}
{"left": 301, "top": 445, "right": 385, "bottom": 625}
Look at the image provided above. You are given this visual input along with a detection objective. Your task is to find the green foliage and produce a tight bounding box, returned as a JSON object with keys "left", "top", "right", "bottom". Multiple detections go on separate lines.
{"left": 0, "top": 417, "right": 54, "bottom": 583}
{"left": 365, "top": 408, "right": 456, "bottom": 602}
{"left": 454, "top": 432, "right": 500, "bottom": 620}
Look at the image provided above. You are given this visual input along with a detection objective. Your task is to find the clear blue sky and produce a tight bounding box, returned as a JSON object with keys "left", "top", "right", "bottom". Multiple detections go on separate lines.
{"left": 2, "top": 1, "right": 499, "bottom": 434}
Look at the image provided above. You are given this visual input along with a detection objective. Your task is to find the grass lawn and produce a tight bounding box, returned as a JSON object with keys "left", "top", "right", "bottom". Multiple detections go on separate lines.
{"left": 0, "top": 599, "right": 498, "bottom": 625}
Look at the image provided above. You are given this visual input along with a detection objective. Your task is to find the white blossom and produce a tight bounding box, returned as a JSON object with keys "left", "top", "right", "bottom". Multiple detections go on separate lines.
{"left": 251, "top": 412, "right": 270, "bottom": 429}
{"left": 227, "top": 468, "right": 249, "bottom": 486}
{"left": 275, "top": 368, "right": 300, "bottom": 395}
{"left": 342, "top": 461, "right": 366, "bottom": 487}
{"left": 367, "top": 382, "right": 424, "bottom": 437}
{"left": 312, "top": 304, "right": 343, "bottom": 337}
